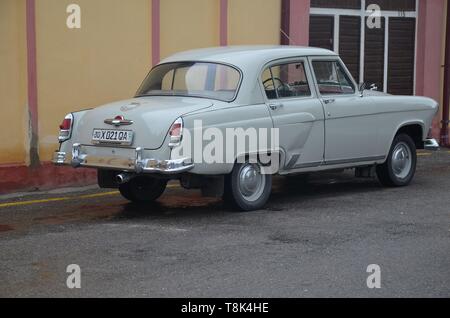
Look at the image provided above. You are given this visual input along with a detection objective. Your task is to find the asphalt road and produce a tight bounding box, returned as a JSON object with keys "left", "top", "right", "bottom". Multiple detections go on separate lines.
{"left": 0, "top": 150, "right": 449, "bottom": 297}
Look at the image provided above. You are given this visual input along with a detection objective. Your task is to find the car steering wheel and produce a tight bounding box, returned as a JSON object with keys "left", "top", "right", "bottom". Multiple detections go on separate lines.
{"left": 263, "top": 77, "right": 290, "bottom": 91}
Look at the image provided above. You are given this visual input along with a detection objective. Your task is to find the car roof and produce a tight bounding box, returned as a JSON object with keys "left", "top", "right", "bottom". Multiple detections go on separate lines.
{"left": 160, "top": 45, "right": 337, "bottom": 67}
{"left": 158, "top": 46, "right": 339, "bottom": 105}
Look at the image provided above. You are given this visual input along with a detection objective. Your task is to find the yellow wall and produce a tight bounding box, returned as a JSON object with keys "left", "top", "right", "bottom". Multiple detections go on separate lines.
{"left": 228, "top": 0, "right": 281, "bottom": 45}
{"left": 0, "top": 0, "right": 284, "bottom": 166}
{"left": 160, "top": 0, "right": 220, "bottom": 59}
{"left": 0, "top": 0, "right": 28, "bottom": 164}
{"left": 35, "top": 0, "right": 151, "bottom": 161}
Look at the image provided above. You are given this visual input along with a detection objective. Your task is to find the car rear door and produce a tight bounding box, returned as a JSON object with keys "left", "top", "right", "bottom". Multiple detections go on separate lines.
{"left": 261, "top": 58, "right": 325, "bottom": 170}
{"left": 309, "top": 57, "right": 383, "bottom": 164}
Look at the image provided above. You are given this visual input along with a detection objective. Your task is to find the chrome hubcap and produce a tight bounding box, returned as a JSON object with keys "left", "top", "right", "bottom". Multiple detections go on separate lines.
{"left": 238, "top": 163, "right": 265, "bottom": 202}
{"left": 392, "top": 142, "right": 412, "bottom": 179}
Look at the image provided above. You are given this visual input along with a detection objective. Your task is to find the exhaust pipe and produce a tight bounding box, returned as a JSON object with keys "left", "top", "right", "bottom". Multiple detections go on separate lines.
{"left": 116, "top": 173, "right": 132, "bottom": 185}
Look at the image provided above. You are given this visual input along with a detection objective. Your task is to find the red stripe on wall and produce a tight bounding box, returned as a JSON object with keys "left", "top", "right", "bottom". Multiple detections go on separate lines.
{"left": 220, "top": 0, "right": 228, "bottom": 46}
{"left": 281, "top": 0, "right": 290, "bottom": 45}
{"left": 152, "top": 0, "right": 160, "bottom": 65}
{"left": 26, "top": 0, "right": 39, "bottom": 165}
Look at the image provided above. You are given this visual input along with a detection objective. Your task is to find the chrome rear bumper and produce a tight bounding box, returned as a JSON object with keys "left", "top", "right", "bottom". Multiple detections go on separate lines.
{"left": 424, "top": 138, "right": 440, "bottom": 151}
{"left": 53, "top": 143, "right": 194, "bottom": 174}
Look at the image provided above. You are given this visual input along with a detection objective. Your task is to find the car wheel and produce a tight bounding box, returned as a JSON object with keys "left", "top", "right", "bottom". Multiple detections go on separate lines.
{"left": 376, "top": 133, "right": 417, "bottom": 187}
{"left": 224, "top": 161, "right": 272, "bottom": 211}
{"left": 119, "top": 176, "right": 167, "bottom": 203}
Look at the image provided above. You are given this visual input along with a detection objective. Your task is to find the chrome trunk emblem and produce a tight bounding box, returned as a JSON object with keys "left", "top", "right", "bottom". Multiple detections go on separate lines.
{"left": 104, "top": 115, "right": 133, "bottom": 127}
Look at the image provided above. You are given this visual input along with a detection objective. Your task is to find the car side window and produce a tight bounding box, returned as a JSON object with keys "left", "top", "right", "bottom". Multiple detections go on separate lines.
{"left": 312, "top": 61, "right": 355, "bottom": 95}
{"left": 262, "top": 62, "right": 311, "bottom": 100}
{"left": 261, "top": 68, "right": 276, "bottom": 99}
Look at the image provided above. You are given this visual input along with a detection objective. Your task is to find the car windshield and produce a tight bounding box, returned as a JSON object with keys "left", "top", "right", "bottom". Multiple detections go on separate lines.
{"left": 136, "top": 62, "right": 241, "bottom": 102}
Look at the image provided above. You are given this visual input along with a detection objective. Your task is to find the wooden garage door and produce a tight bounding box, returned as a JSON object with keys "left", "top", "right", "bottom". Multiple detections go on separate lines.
{"left": 364, "top": 17, "right": 385, "bottom": 91}
{"left": 369, "top": 0, "right": 416, "bottom": 11}
{"left": 309, "top": 1, "right": 417, "bottom": 94}
{"left": 388, "top": 18, "right": 416, "bottom": 95}
{"left": 339, "top": 16, "right": 361, "bottom": 83}
{"left": 309, "top": 15, "right": 334, "bottom": 51}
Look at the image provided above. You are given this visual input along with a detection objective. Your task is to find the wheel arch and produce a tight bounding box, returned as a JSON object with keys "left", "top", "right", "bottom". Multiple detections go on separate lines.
{"left": 234, "top": 149, "right": 283, "bottom": 175}
{"left": 394, "top": 121, "right": 425, "bottom": 150}
{"left": 381, "top": 121, "right": 424, "bottom": 162}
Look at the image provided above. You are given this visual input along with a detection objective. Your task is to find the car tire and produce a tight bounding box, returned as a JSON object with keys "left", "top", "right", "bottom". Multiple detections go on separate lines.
{"left": 119, "top": 176, "right": 167, "bottom": 203}
{"left": 376, "top": 133, "right": 417, "bottom": 187}
{"left": 224, "top": 161, "right": 272, "bottom": 211}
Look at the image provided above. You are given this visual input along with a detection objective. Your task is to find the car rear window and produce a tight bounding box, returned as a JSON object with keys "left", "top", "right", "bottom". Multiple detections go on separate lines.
{"left": 136, "top": 62, "right": 241, "bottom": 102}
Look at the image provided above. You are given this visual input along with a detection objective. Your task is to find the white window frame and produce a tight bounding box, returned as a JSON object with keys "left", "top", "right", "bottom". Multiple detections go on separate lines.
{"left": 310, "top": 0, "right": 418, "bottom": 94}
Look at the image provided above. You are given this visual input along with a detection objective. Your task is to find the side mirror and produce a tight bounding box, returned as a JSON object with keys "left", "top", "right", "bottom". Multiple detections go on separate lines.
{"left": 369, "top": 83, "right": 378, "bottom": 91}
{"left": 358, "top": 82, "right": 379, "bottom": 97}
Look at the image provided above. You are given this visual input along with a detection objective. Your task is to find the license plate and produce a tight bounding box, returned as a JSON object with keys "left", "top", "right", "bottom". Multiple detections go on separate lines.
{"left": 92, "top": 129, "right": 133, "bottom": 145}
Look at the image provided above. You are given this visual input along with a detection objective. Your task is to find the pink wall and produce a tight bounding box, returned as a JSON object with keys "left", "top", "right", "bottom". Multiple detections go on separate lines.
{"left": 281, "top": 0, "right": 310, "bottom": 46}
{"left": 289, "top": 0, "right": 310, "bottom": 46}
{"left": 416, "top": 0, "right": 446, "bottom": 138}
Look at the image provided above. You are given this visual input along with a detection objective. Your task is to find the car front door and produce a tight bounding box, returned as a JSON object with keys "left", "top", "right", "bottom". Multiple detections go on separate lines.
{"left": 309, "top": 57, "right": 383, "bottom": 164}
{"left": 261, "top": 59, "right": 325, "bottom": 170}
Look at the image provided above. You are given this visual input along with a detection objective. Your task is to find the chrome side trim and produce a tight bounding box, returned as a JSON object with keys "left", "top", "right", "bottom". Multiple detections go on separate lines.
{"left": 288, "top": 156, "right": 385, "bottom": 170}
{"left": 291, "top": 161, "right": 323, "bottom": 169}
{"left": 284, "top": 154, "right": 301, "bottom": 169}
{"left": 324, "top": 155, "right": 385, "bottom": 166}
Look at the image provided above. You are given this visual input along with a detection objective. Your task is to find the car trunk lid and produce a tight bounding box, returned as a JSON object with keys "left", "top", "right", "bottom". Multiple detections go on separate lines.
{"left": 76, "top": 96, "right": 212, "bottom": 150}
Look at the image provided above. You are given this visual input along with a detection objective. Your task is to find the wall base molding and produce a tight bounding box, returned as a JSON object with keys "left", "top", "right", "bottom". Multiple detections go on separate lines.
{"left": 0, "top": 162, "right": 97, "bottom": 195}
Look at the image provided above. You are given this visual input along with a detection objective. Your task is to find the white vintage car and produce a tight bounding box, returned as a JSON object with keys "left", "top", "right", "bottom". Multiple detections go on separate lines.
{"left": 53, "top": 46, "right": 439, "bottom": 211}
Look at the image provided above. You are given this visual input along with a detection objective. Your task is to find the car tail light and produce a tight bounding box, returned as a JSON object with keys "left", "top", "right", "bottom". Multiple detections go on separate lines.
{"left": 58, "top": 113, "right": 73, "bottom": 142}
{"left": 168, "top": 117, "right": 183, "bottom": 147}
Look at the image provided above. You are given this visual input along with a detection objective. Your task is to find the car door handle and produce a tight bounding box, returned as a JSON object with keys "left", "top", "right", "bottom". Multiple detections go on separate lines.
{"left": 323, "top": 98, "right": 335, "bottom": 104}
{"left": 268, "top": 103, "right": 283, "bottom": 110}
